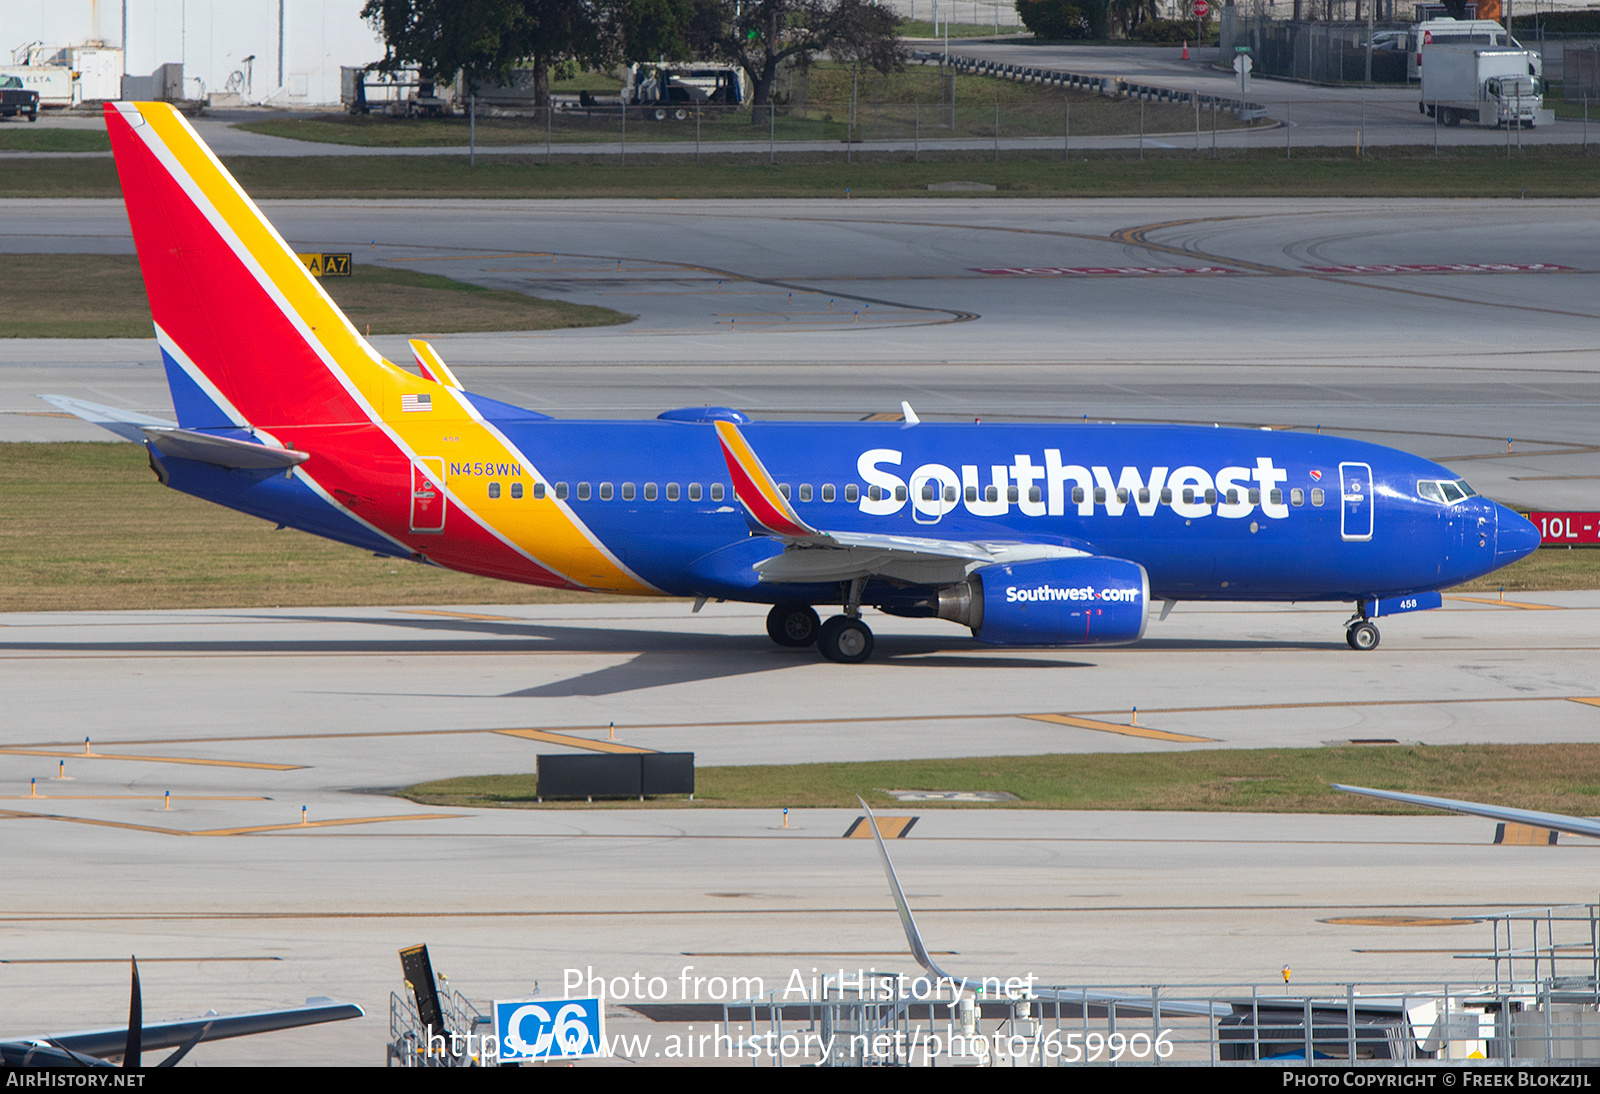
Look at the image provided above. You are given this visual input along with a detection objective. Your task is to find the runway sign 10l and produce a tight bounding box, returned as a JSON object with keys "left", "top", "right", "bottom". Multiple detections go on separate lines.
{"left": 1530, "top": 512, "right": 1600, "bottom": 545}
{"left": 494, "top": 997, "right": 607, "bottom": 1061}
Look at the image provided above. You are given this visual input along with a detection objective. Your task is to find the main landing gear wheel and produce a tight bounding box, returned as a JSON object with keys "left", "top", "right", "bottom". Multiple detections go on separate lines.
{"left": 817, "top": 615, "right": 874, "bottom": 664}
{"left": 766, "top": 602, "right": 820, "bottom": 647}
{"left": 1347, "top": 621, "right": 1380, "bottom": 651}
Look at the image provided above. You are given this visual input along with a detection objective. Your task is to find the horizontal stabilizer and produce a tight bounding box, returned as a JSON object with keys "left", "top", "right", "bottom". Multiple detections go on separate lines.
{"left": 37, "top": 394, "right": 176, "bottom": 443}
{"left": 142, "top": 427, "right": 309, "bottom": 470}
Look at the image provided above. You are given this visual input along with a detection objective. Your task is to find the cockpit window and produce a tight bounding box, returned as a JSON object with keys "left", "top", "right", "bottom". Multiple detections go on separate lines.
{"left": 1418, "top": 478, "right": 1477, "bottom": 504}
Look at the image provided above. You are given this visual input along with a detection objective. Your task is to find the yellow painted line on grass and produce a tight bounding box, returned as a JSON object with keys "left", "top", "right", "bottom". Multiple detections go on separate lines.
{"left": 398, "top": 608, "right": 527, "bottom": 622}
{"left": 495, "top": 728, "right": 654, "bottom": 754}
{"left": 1024, "top": 714, "right": 1219, "bottom": 743}
{"left": 0, "top": 749, "right": 302, "bottom": 771}
{"left": 1443, "top": 595, "right": 1562, "bottom": 610}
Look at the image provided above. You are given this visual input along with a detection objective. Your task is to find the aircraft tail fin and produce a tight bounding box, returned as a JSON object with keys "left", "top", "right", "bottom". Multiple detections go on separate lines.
{"left": 103, "top": 101, "right": 413, "bottom": 433}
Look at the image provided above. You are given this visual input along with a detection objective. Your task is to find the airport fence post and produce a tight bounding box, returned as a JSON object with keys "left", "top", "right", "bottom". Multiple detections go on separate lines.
{"left": 1195, "top": 88, "right": 1201, "bottom": 152}
{"left": 545, "top": 96, "right": 552, "bottom": 162}
{"left": 1361, "top": 98, "right": 1366, "bottom": 158}
{"left": 1285, "top": 99, "right": 1291, "bottom": 159}
{"left": 994, "top": 94, "right": 1000, "bottom": 162}
{"left": 769, "top": 100, "right": 775, "bottom": 164}
{"left": 850, "top": 67, "right": 858, "bottom": 166}
{"left": 915, "top": 100, "right": 920, "bottom": 161}
{"left": 1139, "top": 97, "right": 1145, "bottom": 160}
{"left": 1151, "top": 986, "right": 1162, "bottom": 1067}
{"left": 1212, "top": 98, "right": 1217, "bottom": 157}
{"left": 469, "top": 93, "right": 476, "bottom": 168}
{"left": 1346, "top": 983, "right": 1356, "bottom": 1062}
{"left": 620, "top": 101, "right": 626, "bottom": 166}
{"left": 1251, "top": 985, "right": 1260, "bottom": 1060}
{"left": 1434, "top": 102, "right": 1439, "bottom": 157}
{"left": 1064, "top": 99, "right": 1070, "bottom": 161}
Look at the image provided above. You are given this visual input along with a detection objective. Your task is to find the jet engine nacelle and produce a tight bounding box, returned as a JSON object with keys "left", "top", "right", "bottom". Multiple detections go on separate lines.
{"left": 936, "top": 557, "right": 1150, "bottom": 646}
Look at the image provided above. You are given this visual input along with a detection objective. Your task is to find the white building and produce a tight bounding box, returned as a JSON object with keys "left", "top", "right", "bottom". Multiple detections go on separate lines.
{"left": 0, "top": 0, "right": 386, "bottom": 105}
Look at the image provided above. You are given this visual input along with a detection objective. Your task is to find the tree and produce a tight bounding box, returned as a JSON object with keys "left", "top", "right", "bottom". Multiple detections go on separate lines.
{"left": 1015, "top": 0, "right": 1106, "bottom": 40}
{"left": 685, "top": 0, "right": 907, "bottom": 124}
{"left": 1106, "top": 0, "right": 1157, "bottom": 37}
{"left": 361, "top": 0, "right": 612, "bottom": 107}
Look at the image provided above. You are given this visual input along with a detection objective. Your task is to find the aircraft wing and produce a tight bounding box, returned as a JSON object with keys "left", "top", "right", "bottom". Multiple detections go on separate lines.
{"left": 43, "top": 997, "right": 363, "bottom": 1060}
{"left": 716, "top": 421, "right": 1088, "bottom": 586}
{"left": 857, "top": 799, "right": 1226, "bottom": 1018}
{"left": 1333, "top": 784, "right": 1600, "bottom": 839}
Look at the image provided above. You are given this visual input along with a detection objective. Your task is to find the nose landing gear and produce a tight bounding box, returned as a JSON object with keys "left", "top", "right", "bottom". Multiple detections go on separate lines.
{"left": 1346, "top": 620, "right": 1381, "bottom": 650}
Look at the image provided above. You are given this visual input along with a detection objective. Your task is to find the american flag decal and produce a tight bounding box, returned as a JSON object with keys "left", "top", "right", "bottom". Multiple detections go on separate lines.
{"left": 401, "top": 393, "right": 432, "bottom": 413}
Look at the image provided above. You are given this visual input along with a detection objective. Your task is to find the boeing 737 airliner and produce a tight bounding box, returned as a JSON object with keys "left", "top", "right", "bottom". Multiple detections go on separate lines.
{"left": 46, "top": 102, "right": 1539, "bottom": 663}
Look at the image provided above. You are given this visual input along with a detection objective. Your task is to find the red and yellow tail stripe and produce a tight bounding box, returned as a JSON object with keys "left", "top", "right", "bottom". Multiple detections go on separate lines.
{"left": 714, "top": 420, "right": 820, "bottom": 540}
{"left": 106, "top": 101, "right": 655, "bottom": 595}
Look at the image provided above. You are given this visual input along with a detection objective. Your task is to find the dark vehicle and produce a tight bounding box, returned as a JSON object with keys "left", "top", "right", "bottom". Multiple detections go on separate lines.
{"left": 0, "top": 75, "right": 40, "bottom": 121}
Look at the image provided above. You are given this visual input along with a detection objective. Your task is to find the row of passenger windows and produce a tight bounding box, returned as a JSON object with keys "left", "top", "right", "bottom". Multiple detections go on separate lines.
{"left": 904, "top": 483, "right": 1327, "bottom": 507}
{"left": 484, "top": 481, "right": 731, "bottom": 502}
{"left": 478, "top": 479, "right": 1328, "bottom": 509}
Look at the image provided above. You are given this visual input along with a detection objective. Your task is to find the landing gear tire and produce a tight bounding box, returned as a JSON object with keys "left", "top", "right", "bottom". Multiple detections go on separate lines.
{"left": 674, "top": 108, "right": 689, "bottom": 120}
{"left": 817, "top": 615, "right": 874, "bottom": 663}
{"left": 766, "top": 602, "right": 820, "bottom": 647}
{"left": 1346, "top": 621, "right": 1380, "bottom": 651}
{"left": 654, "top": 108, "right": 668, "bottom": 121}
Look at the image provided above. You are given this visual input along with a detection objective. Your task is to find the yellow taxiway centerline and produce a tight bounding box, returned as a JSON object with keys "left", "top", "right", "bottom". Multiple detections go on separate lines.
{"left": 397, "top": 608, "right": 529, "bottom": 622}
{"left": 0, "top": 806, "right": 459, "bottom": 837}
{"left": 1442, "top": 595, "right": 1562, "bottom": 610}
{"left": 0, "top": 748, "right": 301, "bottom": 771}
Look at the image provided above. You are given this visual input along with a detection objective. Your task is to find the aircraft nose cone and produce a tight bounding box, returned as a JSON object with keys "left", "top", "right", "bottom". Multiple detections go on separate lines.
{"left": 1497, "top": 505, "right": 1540, "bottom": 565}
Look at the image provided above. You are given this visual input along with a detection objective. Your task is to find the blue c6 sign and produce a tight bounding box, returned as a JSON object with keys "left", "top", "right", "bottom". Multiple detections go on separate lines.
{"left": 494, "top": 997, "right": 606, "bottom": 1061}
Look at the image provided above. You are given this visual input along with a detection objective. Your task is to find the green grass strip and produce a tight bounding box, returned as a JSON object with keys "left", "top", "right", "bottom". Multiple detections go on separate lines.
{"left": 403, "top": 743, "right": 1600, "bottom": 812}
{"left": 4, "top": 145, "right": 1599, "bottom": 199}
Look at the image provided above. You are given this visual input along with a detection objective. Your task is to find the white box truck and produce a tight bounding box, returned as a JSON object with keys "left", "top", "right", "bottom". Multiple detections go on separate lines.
{"left": 1407, "top": 17, "right": 1536, "bottom": 81}
{"left": 1420, "top": 44, "right": 1545, "bottom": 127}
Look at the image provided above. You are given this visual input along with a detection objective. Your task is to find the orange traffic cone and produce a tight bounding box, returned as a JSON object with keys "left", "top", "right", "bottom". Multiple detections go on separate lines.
{"left": 1182, "top": 40, "right": 1189, "bottom": 60}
